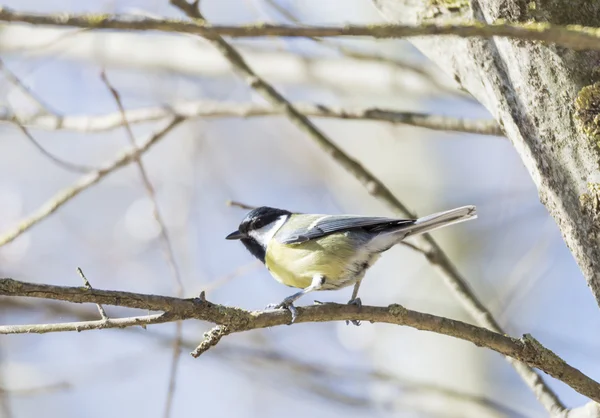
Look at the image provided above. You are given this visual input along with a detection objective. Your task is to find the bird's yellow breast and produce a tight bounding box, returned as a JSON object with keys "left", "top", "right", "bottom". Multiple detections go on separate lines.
{"left": 265, "top": 232, "right": 367, "bottom": 289}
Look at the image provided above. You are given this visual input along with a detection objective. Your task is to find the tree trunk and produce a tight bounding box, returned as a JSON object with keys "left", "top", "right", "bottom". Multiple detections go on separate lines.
{"left": 373, "top": 0, "right": 600, "bottom": 306}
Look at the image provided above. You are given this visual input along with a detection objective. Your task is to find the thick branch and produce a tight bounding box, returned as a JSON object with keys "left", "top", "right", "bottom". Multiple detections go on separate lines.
{"left": 1, "top": 102, "right": 502, "bottom": 136}
{"left": 2, "top": 8, "right": 600, "bottom": 50}
{"left": 0, "top": 277, "right": 597, "bottom": 403}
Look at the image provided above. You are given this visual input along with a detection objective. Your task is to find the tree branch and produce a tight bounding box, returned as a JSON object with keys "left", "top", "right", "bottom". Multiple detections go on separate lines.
{"left": 0, "top": 296, "right": 533, "bottom": 416}
{"left": 0, "top": 117, "right": 183, "bottom": 248}
{"left": 1, "top": 8, "right": 600, "bottom": 50}
{"left": 0, "top": 25, "right": 462, "bottom": 99}
{"left": 1, "top": 101, "right": 503, "bottom": 136}
{"left": 0, "top": 277, "right": 597, "bottom": 404}
{"left": 0, "top": 313, "right": 169, "bottom": 334}
{"left": 0, "top": 57, "right": 55, "bottom": 116}
{"left": 10, "top": 119, "right": 94, "bottom": 173}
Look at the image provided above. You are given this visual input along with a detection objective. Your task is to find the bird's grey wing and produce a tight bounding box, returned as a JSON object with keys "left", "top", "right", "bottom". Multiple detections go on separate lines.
{"left": 278, "top": 215, "right": 414, "bottom": 244}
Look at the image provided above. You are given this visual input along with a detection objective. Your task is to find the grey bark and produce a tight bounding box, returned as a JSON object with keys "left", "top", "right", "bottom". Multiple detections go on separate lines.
{"left": 373, "top": 0, "right": 600, "bottom": 306}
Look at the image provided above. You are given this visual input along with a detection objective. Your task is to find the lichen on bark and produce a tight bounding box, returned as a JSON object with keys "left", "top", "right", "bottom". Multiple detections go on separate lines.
{"left": 575, "top": 82, "right": 600, "bottom": 146}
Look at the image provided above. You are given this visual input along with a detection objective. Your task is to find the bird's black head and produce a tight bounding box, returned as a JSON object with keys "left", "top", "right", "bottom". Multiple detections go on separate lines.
{"left": 225, "top": 206, "right": 291, "bottom": 263}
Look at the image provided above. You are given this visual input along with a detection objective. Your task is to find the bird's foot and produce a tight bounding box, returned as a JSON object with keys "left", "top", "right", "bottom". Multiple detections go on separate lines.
{"left": 265, "top": 297, "right": 298, "bottom": 324}
{"left": 346, "top": 297, "right": 362, "bottom": 326}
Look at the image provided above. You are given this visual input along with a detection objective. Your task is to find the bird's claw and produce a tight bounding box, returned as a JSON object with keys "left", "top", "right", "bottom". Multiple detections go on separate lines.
{"left": 346, "top": 297, "right": 362, "bottom": 326}
{"left": 265, "top": 298, "right": 298, "bottom": 324}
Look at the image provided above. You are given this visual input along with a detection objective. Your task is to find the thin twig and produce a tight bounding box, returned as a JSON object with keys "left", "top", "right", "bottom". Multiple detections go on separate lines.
{"left": 1, "top": 101, "right": 504, "bottom": 136}
{"left": 11, "top": 119, "right": 94, "bottom": 173}
{"left": 0, "top": 313, "right": 169, "bottom": 333}
{"left": 0, "top": 61, "right": 95, "bottom": 173}
{"left": 0, "top": 57, "right": 55, "bottom": 116}
{"left": 0, "top": 277, "right": 596, "bottom": 405}
{"left": 0, "top": 117, "right": 184, "bottom": 248}
{"left": 77, "top": 267, "right": 108, "bottom": 320}
{"left": 168, "top": 1, "right": 561, "bottom": 413}
{"left": 190, "top": 325, "right": 231, "bottom": 358}
{"left": 230, "top": 345, "right": 529, "bottom": 417}
{"left": 100, "top": 71, "right": 184, "bottom": 418}
{"left": 226, "top": 200, "right": 258, "bottom": 210}
{"left": 2, "top": 8, "right": 600, "bottom": 51}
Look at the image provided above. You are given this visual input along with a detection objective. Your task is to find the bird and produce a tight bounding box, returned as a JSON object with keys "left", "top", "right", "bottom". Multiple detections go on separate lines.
{"left": 225, "top": 205, "right": 476, "bottom": 323}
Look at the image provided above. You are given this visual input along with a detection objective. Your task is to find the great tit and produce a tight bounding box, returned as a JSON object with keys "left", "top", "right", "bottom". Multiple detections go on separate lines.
{"left": 226, "top": 205, "right": 476, "bottom": 323}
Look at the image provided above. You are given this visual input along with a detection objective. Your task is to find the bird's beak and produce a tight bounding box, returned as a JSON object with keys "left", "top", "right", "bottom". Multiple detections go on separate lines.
{"left": 225, "top": 230, "right": 245, "bottom": 240}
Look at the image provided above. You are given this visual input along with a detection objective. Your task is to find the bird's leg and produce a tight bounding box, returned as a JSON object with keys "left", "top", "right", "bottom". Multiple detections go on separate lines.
{"left": 313, "top": 280, "right": 363, "bottom": 326}
{"left": 346, "top": 280, "right": 363, "bottom": 326}
{"left": 266, "top": 274, "right": 326, "bottom": 324}
{"left": 349, "top": 279, "right": 362, "bottom": 305}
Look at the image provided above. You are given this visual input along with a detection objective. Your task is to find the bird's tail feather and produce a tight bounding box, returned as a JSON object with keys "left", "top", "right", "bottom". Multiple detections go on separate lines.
{"left": 403, "top": 205, "right": 477, "bottom": 237}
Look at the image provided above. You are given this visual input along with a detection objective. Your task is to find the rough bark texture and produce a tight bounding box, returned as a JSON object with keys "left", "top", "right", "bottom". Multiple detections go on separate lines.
{"left": 373, "top": 0, "right": 600, "bottom": 306}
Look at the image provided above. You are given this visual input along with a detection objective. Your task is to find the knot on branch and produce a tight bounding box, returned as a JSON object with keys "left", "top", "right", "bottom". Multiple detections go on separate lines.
{"left": 388, "top": 303, "right": 407, "bottom": 317}
{"left": 520, "top": 333, "right": 567, "bottom": 370}
{"left": 0, "top": 278, "right": 22, "bottom": 294}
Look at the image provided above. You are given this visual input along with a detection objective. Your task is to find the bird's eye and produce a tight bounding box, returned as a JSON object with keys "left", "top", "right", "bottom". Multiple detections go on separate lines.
{"left": 250, "top": 219, "right": 265, "bottom": 230}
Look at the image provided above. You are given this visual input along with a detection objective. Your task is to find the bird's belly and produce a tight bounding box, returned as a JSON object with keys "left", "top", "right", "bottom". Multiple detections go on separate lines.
{"left": 265, "top": 237, "right": 380, "bottom": 290}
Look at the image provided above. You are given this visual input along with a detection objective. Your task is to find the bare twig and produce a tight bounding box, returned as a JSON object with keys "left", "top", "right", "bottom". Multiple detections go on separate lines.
{"left": 190, "top": 325, "right": 231, "bottom": 358}
{"left": 1, "top": 101, "right": 503, "bottom": 136}
{"left": 163, "top": 320, "right": 183, "bottom": 418}
{"left": 230, "top": 345, "right": 529, "bottom": 417}
{"left": 11, "top": 119, "right": 93, "bottom": 173}
{"left": 100, "top": 71, "right": 184, "bottom": 418}
{"left": 2, "top": 8, "right": 600, "bottom": 51}
{"left": 0, "top": 117, "right": 183, "bottom": 248}
{"left": 226, "top": 200, "right": 258, "bottom": 210}
{"left": 0, "top": 277, "right": 597, "bottom": 404}
{"left": 0, "top": 57, "right": 54, "bottom": 115}
{"left": 0, "top": 60, "right": 95, "bottom": 173}
{"left": 0, "top": 312, "right": 169, "bottom": 333}
{"left": 77, "top": 267, "right": 108, "bottom": 320}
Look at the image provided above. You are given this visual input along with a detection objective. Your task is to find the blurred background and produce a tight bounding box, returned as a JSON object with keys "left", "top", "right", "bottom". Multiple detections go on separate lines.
{"left": 0, "top": 1, "right": 599, "bottom": 417}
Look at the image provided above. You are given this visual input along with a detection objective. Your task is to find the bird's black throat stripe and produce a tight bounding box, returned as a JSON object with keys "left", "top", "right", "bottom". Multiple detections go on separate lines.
{"left": 241, "top": 237, "right": 266, "bottom": 264}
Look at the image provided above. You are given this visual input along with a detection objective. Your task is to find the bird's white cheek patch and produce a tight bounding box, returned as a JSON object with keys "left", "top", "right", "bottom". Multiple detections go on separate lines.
{"left": 248, "top": 215, "right": 288, "bottom": 247}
